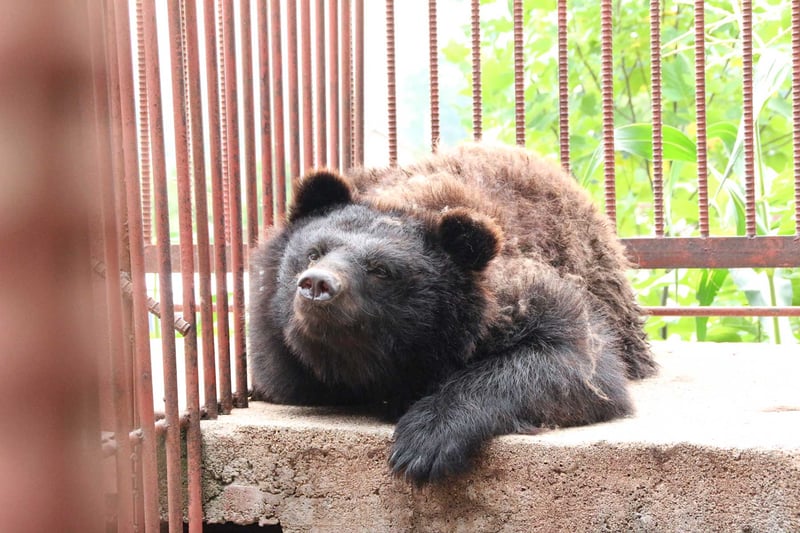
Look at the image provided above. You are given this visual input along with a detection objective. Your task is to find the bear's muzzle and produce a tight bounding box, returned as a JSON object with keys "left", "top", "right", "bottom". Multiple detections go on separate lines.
{"left": 297, "top": 268, "right": 342, "bottom": 302}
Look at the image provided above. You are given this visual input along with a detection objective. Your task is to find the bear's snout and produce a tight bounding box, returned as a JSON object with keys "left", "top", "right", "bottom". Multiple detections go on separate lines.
{"left": 297, "top": 268, "right": 342, "bottom": 302}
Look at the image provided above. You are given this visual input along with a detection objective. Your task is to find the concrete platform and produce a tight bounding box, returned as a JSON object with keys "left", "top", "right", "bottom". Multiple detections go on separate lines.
{"left": 199, "top": 342, "right": 800, "bottom": 532}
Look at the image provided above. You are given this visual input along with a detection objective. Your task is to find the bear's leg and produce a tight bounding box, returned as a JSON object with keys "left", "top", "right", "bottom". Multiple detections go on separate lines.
{"left": 390, "top": 270, "right": 634, "bottom": 484}
{"left": 389, "top": 339, "right": 631, "bottom": 484}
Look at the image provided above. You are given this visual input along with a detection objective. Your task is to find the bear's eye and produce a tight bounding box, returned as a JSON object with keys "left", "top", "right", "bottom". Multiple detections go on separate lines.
{"left": 307, "top": 250, "right": 321, "bottom": 263}
{"left": 366, "top": 263, "right": 390, "bottom": 279}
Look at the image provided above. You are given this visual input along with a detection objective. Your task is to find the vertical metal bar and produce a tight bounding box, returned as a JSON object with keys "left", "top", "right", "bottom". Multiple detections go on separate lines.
{"left": 354, "top": 0, "right": 365, "bottom": 165}
{"left": 218, "top": 1, "right": 232, "bottom": 244}
{"left": 513, "top": 0, "right": 525, "bottom": 147}
{"left": 742, "top": 0, "right": 756, "bottom": 237}
{"left": 270, "top": 0, "right": 287, "bottom": 220}
{"left": 105, "top": 4, "right": 137, "bottom": 439}
{"left": 96, "top": 2, "right": 135, "bottom": 528}
{"left": 650, "top": 0, "right": 664, "bottom": 237}
{"left": 141, "top": 0, "right": 182, "bottom": 530}
{"left": 386, "top": 0, "right": 397, "bottom": 165}
{"left": 557, "top": 0, "right": 569, "bottom": 173}
{"left": 471, "top": 0, "right": 482, "bottom": 141}
{"left": 137, "top": 1, "right": 153, "bottom": 249}
{"left": 167, "top": 2, "right": 202, "bottom": 531}
{"left": 301, "top": 0, "right": 315, "bottom": 170}
{"left": 341, "top": 0, "right": 353, "bottom": 170}
{"left": 288, "top": 1, "right": 302, "bottom": 181}
{"left": 794, "top": 0, "right": 800, "bottom": 236}
{"left": 600, "top": 0, "right": 616, "bottom": 226}
{"left": 205, "top": 0, "right": 232, "bottom": 414}
{"left": 428, "top": 0, "right": 440, "bottom": 152}
{"left": 258, "top": 1, "right": 274, "bottom": 227}
{"left": 329, "top": 0, "right": 341, "bottom": 168}
{"left": 316, "top": 0, "right": 328, "bottom": 168}
{"left": 186, "top": 0, "right": 217, "bottom": 420}
{"left": 695, "top": 0, "right": 710, "bottom": 237}
{"left": 222, "top": 0, "right": 248, "bottom": 408}
{"left": 241, "top": 0, "right": 258, "bottom": 248}
{"left": 131, "top": 2, "right": 161, "bottom": 530}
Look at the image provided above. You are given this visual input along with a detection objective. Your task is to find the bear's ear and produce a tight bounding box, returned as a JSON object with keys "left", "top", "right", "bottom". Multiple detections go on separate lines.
{"left": 288, "top": 169, "right": 354, "bottom": 223}
{"left": 437, "top": 208, "right": 503, "bottom": 271}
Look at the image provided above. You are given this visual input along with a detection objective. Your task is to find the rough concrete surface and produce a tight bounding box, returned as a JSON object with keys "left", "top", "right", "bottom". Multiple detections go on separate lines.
{"left": 199, "top": 342, "right": 800, "bottom": 532}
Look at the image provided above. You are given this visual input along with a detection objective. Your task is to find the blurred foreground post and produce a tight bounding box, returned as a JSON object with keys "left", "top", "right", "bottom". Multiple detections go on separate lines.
{"left": 0, "top": 2, "right": 103, "bottom": 531}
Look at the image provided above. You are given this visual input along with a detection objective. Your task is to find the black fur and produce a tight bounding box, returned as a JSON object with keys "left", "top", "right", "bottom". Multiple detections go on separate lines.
{"left": 248, "top": 151, "right": 653, "bottom": 485}
{"left": 288, "top": 170, "right": 353, "bottom": 223}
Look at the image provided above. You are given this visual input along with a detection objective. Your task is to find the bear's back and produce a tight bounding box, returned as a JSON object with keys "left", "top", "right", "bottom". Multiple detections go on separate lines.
{"left": 348, "top": 143, "right": 628, "bottom": 281}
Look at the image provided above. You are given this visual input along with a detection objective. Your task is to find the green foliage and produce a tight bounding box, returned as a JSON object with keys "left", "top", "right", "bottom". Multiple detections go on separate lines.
{"left": 443, "top": 0, "right": 797, "bottom": 343}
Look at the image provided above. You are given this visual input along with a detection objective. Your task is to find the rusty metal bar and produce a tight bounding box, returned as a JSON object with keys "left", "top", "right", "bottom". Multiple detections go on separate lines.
{"left": 386, "top": 0, "right": 397, "bottom": 165}
{"left": 471, "top": 0, "right": 482, "bottom": 141}
{"left": 287, "top": 0, "right": 301, "bottom": 184}
{"left": 623, "top": 236, "right": 800, "bottom": 269}
{"left": 428, "top": 0, "right": 440, "bottom": 152}
{"left": 137, "top": 0, "right": 153, "bottom": 248}
{"left": 241, "top": 0, "right": 258, "bottom": 248}
{"left": 557, "top": 0, "right": 569, "bottom": 173}
{"left": 793, "top": 0, "right": 800, "bottom": 236}
{"left": 354, "top": 0, "right": 365, "bottom": 165}
{"left": 301, "top": 0, "right": 314, "bottom": 171}
{"left": 270, "top": 0, "right": 288, "bottom": 221}
{"left": 166, "top": 2, "right": 202, "bottom": 531}
{"left": 644, "top": 306, "right": 800, "bottom": 317}
{"left": 257, "top": 0, "right": 274, "bottom": 228}
{"left": 130, "top": 2, "right": 160, "bottom": 530}
{"left": 513, "top": 0, "right": 524, "bottom": 147}
{"left": 695, "top": 0, "right": 710, "bottom": 237}
{"left": 218, "top": 1, "right": 232, "bottom": 243}
{"left": 600, "top": 0, "right": 616, "bottom": 226}
{"left": 96, "top": 2, "right": 135, "bottom": 527}
{"left": 222, "top": 0, "right": 248, "bottom": 408}
{"left": 141, "top": 235, "right": 800, "bottom": 272}
{"left": 204, "top": 0, "right": 231, "bottom": 414}
{"left": 103, "top": 8, "right": 138, "bottom": 469}
{"left": 316, "top": 0, "right": 328, "bottom": 167}
{"left": 341, "top": 0, "right": 353, "bottom": 170}
{"left": 186, "top": 0, "right": 217, "bottom": 420}
{"left": 650, "top": 0, "right": 664, "bottom": 237}
{"left": 329, "top": 0, "right": 341, "bottom": 168}
{"left": 742, "top": 0, "right": 756, "bottom": 237}
{"left": 141, "top": 0, "right": 182, "bottom": 530}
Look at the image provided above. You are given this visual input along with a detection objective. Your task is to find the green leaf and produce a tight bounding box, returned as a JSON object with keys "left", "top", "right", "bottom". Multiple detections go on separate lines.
{"left": 695, "top": 268, "right": 729, "bottom": 341}
{"left": 705, "top": 327, "right": 744, "bottom": 342}
{"left": 706, "top": 122, "right": 738, "bottom": 152}
{"left": 614, "top": 123, "right": 697, "bottom": 162}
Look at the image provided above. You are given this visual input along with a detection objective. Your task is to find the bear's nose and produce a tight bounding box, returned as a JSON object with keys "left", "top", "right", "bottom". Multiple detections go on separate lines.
{"left": 297, "top": 269, "right": 341, "bottom": 302}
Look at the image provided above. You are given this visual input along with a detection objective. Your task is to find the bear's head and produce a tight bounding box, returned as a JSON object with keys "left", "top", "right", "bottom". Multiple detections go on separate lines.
{"left": 274, "top": 169, "right": 502, "bottom": 395}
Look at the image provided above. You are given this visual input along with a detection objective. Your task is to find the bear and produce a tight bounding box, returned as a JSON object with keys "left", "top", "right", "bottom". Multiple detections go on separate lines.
{"left": 248, "top": 143, "right": 656, "bottom": 485}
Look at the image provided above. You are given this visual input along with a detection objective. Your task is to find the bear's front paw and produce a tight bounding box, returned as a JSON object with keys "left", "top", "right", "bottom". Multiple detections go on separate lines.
{"left": 388, "top": 396, "right": 481, "bottom": 485}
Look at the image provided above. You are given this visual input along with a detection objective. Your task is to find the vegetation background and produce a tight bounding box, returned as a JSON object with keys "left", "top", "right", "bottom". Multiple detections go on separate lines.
{"left": 376, "top": 0, "right": 797, "bottom": 343}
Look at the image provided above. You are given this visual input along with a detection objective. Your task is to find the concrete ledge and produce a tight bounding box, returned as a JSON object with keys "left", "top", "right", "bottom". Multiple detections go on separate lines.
{"left": 200, "top": 342, "right": 800, "bottom": 532}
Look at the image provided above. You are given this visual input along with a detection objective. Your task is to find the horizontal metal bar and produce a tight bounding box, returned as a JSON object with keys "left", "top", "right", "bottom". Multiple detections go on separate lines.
{"left": 644, "top": 306, "right": 800, "bottom": 317}
{"left": 145, "top": 244, "right": 242, "bottom": 273}
{"left": 623, "top": 236, "right": 800, "bottom": 269}
{"left": 148, "top": 237, "right": 800, "bottom": 273}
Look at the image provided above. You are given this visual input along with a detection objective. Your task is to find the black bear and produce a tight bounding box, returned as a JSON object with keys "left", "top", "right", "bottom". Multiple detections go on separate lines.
{"left": 248, "top": 143, "right": 656, "bottom": 484}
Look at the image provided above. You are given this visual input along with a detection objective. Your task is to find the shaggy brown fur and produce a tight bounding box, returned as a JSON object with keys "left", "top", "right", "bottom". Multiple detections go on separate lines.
{"left": 348, "top": 143, "right": 656, "bottom": 379}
